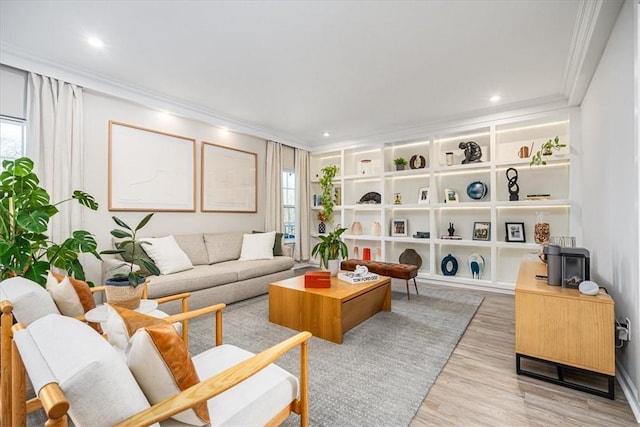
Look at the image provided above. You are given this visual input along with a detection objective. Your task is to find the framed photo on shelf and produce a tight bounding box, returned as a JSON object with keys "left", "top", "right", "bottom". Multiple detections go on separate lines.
{"left": 444, "top": 188, "right": 459, "bottom": 203}
{"left": 472, "top": 222, "right": 491, "bottom": 241}
{"left": 391, "top": 218, "right": 408, "bottom": 237}
{"left": 417, "top": 187, "right": 431, "bottom": 204}
{"left": 505, "top": 222, "right": 526, "bottom": 242}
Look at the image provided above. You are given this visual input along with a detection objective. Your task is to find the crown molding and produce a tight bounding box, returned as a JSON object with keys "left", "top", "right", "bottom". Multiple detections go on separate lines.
{"left": 0, "top": 44, "right": 312, "bottom": 151}
{"left": 562, "top": 0, "right": 625, "bottom": 105}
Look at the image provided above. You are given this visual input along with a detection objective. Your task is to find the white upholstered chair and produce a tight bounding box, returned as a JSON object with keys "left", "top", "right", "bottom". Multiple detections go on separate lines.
{"left": 11, "top": 313, "right": 310, "bottom": 426}
{"left": 0, "top": 276, "right": 199, "bottom": 425}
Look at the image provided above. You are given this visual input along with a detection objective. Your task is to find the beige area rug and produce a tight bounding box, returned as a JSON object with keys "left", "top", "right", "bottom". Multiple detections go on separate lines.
{"left": 188, "top": 288, "right": 483, "bottom": 427}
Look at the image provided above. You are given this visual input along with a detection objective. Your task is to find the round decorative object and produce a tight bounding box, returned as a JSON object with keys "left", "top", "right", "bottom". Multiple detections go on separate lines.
{"left": 468, "top": 253, "right": 485, "bottom": 279}
{"left": 399, "top": 248, "right": 422, "bottom": 269}
{"left": 358, "top": 192, "right": 381, "bottom": 204}
{"left": 409, "top": 155, "right": 426, "bottom": 169}
{"left": 466, "top": 181, "right": 488, "bottom": 200}
{"left": 578, "top": 280, "right": 599, "bottom": 296}
{"left": 441, "top": 254, "right": 458, "bottom": 276}
{"left": 318, "top": 222, "right": 326, "bottom": 234}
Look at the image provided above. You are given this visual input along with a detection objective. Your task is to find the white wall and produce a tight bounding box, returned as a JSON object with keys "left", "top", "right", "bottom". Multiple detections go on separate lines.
{"left": 580, "top": 0, "right": 639, "bottom": 416}
{"left": 81, "top": 91, "right": 268, "bottom": 282}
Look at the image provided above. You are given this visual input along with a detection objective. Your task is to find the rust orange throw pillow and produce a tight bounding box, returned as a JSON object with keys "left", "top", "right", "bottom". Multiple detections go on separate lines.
{"left": 47, "top": 271, "right": 102, "bottom": 334}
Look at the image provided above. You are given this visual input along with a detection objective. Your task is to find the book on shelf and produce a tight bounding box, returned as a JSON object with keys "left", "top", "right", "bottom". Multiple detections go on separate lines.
{"left": 337, "top": 272, "right": 380, "bottom": 284}
{"left": 525, "top": 194, "right": 552, "bottom": 200}
{"left": 440, "top": 235, "right": 463, "bottom": 240}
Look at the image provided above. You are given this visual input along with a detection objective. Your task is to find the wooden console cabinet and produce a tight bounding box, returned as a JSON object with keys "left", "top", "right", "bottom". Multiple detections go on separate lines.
{"left": 515, "top": 259, "right": 615, "bottom": 398}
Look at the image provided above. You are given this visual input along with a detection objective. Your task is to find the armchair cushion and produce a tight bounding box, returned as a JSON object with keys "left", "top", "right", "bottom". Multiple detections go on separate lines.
{"left": 192, "top": 344, "right": 299, "bottom": 426}
{"left": 0, "top": 276, "right": 60, "bottom": 325}
{"left": 104, "top": 304, "right": 168, "bottom": 351}
{"left": 128, "top": 323, "right": 210, "bottom": 425}
{"left": 15, "top": 314, "right": 156, "bottom": 426}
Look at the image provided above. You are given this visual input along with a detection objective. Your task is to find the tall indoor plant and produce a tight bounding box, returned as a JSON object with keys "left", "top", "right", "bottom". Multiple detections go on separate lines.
{"left": 311, "top": 226, "right": 348, "bottom": 276}
{"left": 0, "top": 157, "right": 100, "bottom": 286}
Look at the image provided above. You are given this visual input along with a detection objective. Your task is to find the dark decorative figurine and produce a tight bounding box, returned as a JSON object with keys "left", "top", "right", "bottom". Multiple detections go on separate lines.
{"left": 506, "top": 167, "right": 519, "bottom": 201}
{"left": 447, "top": 222, "right": 455, "bottom": 237}
{"left": 458, "top": 141, "right": 482, "bottom": 164}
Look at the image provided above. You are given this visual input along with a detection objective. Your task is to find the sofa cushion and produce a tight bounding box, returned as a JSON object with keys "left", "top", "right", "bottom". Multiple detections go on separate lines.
{"left": 217, "top": 257, "right": 295, "bottom": 282}
{"left": 204, "top": 232, "right": 244, "bottom": 264}
{"left": 140, "top": 235, "right": 194, "bottom": 275}
{"left": 239, "top": 232, "right": 276, "bottom": 261}
{"left": 128, "top": 323, "right": 210, "bottom": 425}
{"left": 174, "top": 233, "right": 209, "bottom": 265}
{"left": 192, "top": 344, "right": 298, "bottom": 426}
{"left": 146, "top": 265, "right": 239, "bottom": 298}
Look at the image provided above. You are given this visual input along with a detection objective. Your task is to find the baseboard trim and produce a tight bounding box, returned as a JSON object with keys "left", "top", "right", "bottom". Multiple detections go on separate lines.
{"left": 616, "top": 361, "right": 640, "bottom": 423}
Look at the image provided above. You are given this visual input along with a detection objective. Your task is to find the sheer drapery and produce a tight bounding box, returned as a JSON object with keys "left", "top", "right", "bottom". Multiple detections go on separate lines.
{"left": 265, "top": 140, "right": 283, "bottom": 233}
{"left": 295, "top": 148, "right": 310, "bottom": 261}
{"left": 26, "top": 73, "right": 84, "bottom": 245}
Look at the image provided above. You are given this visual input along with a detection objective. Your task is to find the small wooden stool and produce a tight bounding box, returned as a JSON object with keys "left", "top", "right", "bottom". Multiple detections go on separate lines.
{"left": 340, "top": 259, "right": 419, "bottom": 300}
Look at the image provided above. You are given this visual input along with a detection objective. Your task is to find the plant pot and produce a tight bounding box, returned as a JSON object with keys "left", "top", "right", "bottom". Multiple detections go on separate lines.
{"left": 396, "top": 165, "right": 405, "bottom": 171}
{"left": 318, "top": 222, "right": 326, "bottom": 234}
{"left": 327, "top": 259, "right": 340, "bottom": 277}
{"left": 105, "top": 276, "right": 145, "bottom": 309}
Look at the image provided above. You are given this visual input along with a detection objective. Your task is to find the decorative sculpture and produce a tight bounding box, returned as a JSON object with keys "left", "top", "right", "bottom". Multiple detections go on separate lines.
{"left": 441, "top": 254, "right": 458, "bottom": 276}
{"left": 447, "top": 222, "right": 455, "bottom": 237}
{"left": 506, "top": 167, "right": 519, "bottom": 201}
{"left": 458, "top": 141, "right": 482, "bottom": 164}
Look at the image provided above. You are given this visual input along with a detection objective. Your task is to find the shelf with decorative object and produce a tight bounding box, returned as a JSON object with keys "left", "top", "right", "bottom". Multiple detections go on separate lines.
{"left": 309, "top": 109, "right": 576, "bottom": 292}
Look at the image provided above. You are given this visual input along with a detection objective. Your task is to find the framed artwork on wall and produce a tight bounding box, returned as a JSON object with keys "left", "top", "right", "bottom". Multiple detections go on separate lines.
{"left": 108, "top": 121, "right": 196, "bottom": 211}
{"left": 201, "top": 142, "right": 257, "bottom": 213}
{"left": 505, "top": 222, "right": 526, "bottom": 242}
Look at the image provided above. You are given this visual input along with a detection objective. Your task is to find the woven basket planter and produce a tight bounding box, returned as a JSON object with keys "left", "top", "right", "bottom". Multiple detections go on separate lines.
{"left": 104, "top": 277, "right": 146, "bottom": 309}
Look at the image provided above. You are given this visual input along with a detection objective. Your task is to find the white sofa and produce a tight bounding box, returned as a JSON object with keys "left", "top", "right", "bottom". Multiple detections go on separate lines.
{"left": 102, "top": 232, "right": 294, "bottom": 313}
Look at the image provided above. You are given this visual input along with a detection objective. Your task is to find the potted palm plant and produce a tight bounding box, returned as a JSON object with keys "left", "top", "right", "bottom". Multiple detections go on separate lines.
{"left": 100, "top": 213, "right": 160, "bottom": 308}
{"left": 311, "top": 226, "right": 348, "bottom": 276}
{"left": 0, "top": 157, "right": 100, "bottom": 286}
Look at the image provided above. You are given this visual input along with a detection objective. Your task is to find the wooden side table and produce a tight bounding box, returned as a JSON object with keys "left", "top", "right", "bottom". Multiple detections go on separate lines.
{"left": 514, "top": 260, "right": 615, "bottom": 399}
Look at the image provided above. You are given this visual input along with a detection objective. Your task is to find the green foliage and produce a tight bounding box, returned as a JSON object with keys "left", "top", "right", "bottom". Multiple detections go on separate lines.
{"left": 319, "top": 165, "right": 339, "bottom": 223}
{"left": 311, "top": 226, "right": 348, "bottom": 269}
{"left": 530, "top": 136, "right": 566, "bottom": 166}
{"left": 100, "top": 213, "right": 160, "bottom": 287}
{"left": 393, "top": 157, "right": 408, "bottom": 166}
{"left": 0, "top": 157, "right": 100, "bottom": 286}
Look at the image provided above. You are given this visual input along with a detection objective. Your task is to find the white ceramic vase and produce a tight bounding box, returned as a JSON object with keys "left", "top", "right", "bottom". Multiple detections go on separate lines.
{"left": 327, "top": 259, "right": 340, "bottom": 277}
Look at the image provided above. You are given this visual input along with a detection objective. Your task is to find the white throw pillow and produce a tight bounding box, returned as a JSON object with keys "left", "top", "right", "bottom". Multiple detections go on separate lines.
{"left": 239, "top": 231, "right": 276, "bottom": 261}
{"left": 139, "top": 235, "right": 193, "bottom": 275}
{"left": 46, "top": 271, "right": 84, "bottom": 317}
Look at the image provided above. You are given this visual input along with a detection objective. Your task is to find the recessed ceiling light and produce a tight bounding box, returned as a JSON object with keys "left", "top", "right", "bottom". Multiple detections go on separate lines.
{"left": 87, "top": 36, "right": 104, "bottom": 49}
{"left": 490, "top": 95, "right": 501, "bottom": 102}
{"left": 323, "top": 132, "right": 331, "bottom": 137}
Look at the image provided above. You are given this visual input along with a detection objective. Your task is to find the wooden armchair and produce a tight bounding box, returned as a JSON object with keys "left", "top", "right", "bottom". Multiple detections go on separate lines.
{"left": 10, "top": 314, "right": 310, "bottom": 426}
{"left": 0, "top": 276, "right": 199, "bottom": 425}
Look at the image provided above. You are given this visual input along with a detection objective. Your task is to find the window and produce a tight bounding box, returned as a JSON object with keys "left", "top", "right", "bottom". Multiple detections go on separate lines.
{"left": 282, "top": 170, "right": 296, "bottom": 240}
{"left": 0, "top": 116, "right": 26, "bottom": 164}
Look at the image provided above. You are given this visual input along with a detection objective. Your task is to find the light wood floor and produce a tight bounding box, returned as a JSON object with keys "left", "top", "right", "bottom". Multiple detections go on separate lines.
{"left": 406, "top": 282, "right": 637, "bottom": 426}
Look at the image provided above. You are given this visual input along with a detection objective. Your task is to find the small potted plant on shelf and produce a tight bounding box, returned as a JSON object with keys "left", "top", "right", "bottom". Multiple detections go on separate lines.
{"left": 100, "top": 213, "right": 160, "bottom": 309}
{"left": 394, "top": 157, "right": 408, "bottom": 171}
{"left": 318, "top": 165, "right": 339, "bottom": 224}
{"left": 530, "top": 136, "right": 566, "bottom": 166}
{"left": 311, "top": 226, "right": 348, "bottom": 276}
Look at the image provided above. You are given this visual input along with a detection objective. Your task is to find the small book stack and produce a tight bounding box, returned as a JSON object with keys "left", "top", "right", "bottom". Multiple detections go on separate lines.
{"left": 525, "top": 194, "right": 551, "bottom": 200}
{"left": 337, "top": 272, "right": 380, "bottom": 284}
{"left": 440, "top": 235, "right": 463, "bottom": 240}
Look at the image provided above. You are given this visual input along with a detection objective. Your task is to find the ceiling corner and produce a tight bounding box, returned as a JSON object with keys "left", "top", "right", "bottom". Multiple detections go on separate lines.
{"left": 562, "top": 0, "right": 625, "bottom": 106}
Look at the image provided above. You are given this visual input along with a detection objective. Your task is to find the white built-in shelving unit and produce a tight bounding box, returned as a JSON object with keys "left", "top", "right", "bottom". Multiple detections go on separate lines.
{"left": 310, "top": 109, "right": 578, "bottom": 292}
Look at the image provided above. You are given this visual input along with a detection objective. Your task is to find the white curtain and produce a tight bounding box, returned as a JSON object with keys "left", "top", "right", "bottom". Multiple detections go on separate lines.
{"left": 27, "top": 73, "right": 84, "bottom": 245}
{"left": 295, "top": 148, "right": 310, "bottom": 261}
{"left": 265, "top": 140, "right": 282, "bottom": 232}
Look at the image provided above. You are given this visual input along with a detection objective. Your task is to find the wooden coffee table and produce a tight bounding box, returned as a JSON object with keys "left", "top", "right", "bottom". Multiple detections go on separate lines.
{"left": 268, "top": 273, "right": 391, "bottom": 344}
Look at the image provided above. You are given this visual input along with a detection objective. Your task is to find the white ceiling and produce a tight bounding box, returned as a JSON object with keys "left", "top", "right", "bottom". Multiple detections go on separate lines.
{"left": 0, "top": 1, "right": 623, "bottom": 149}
